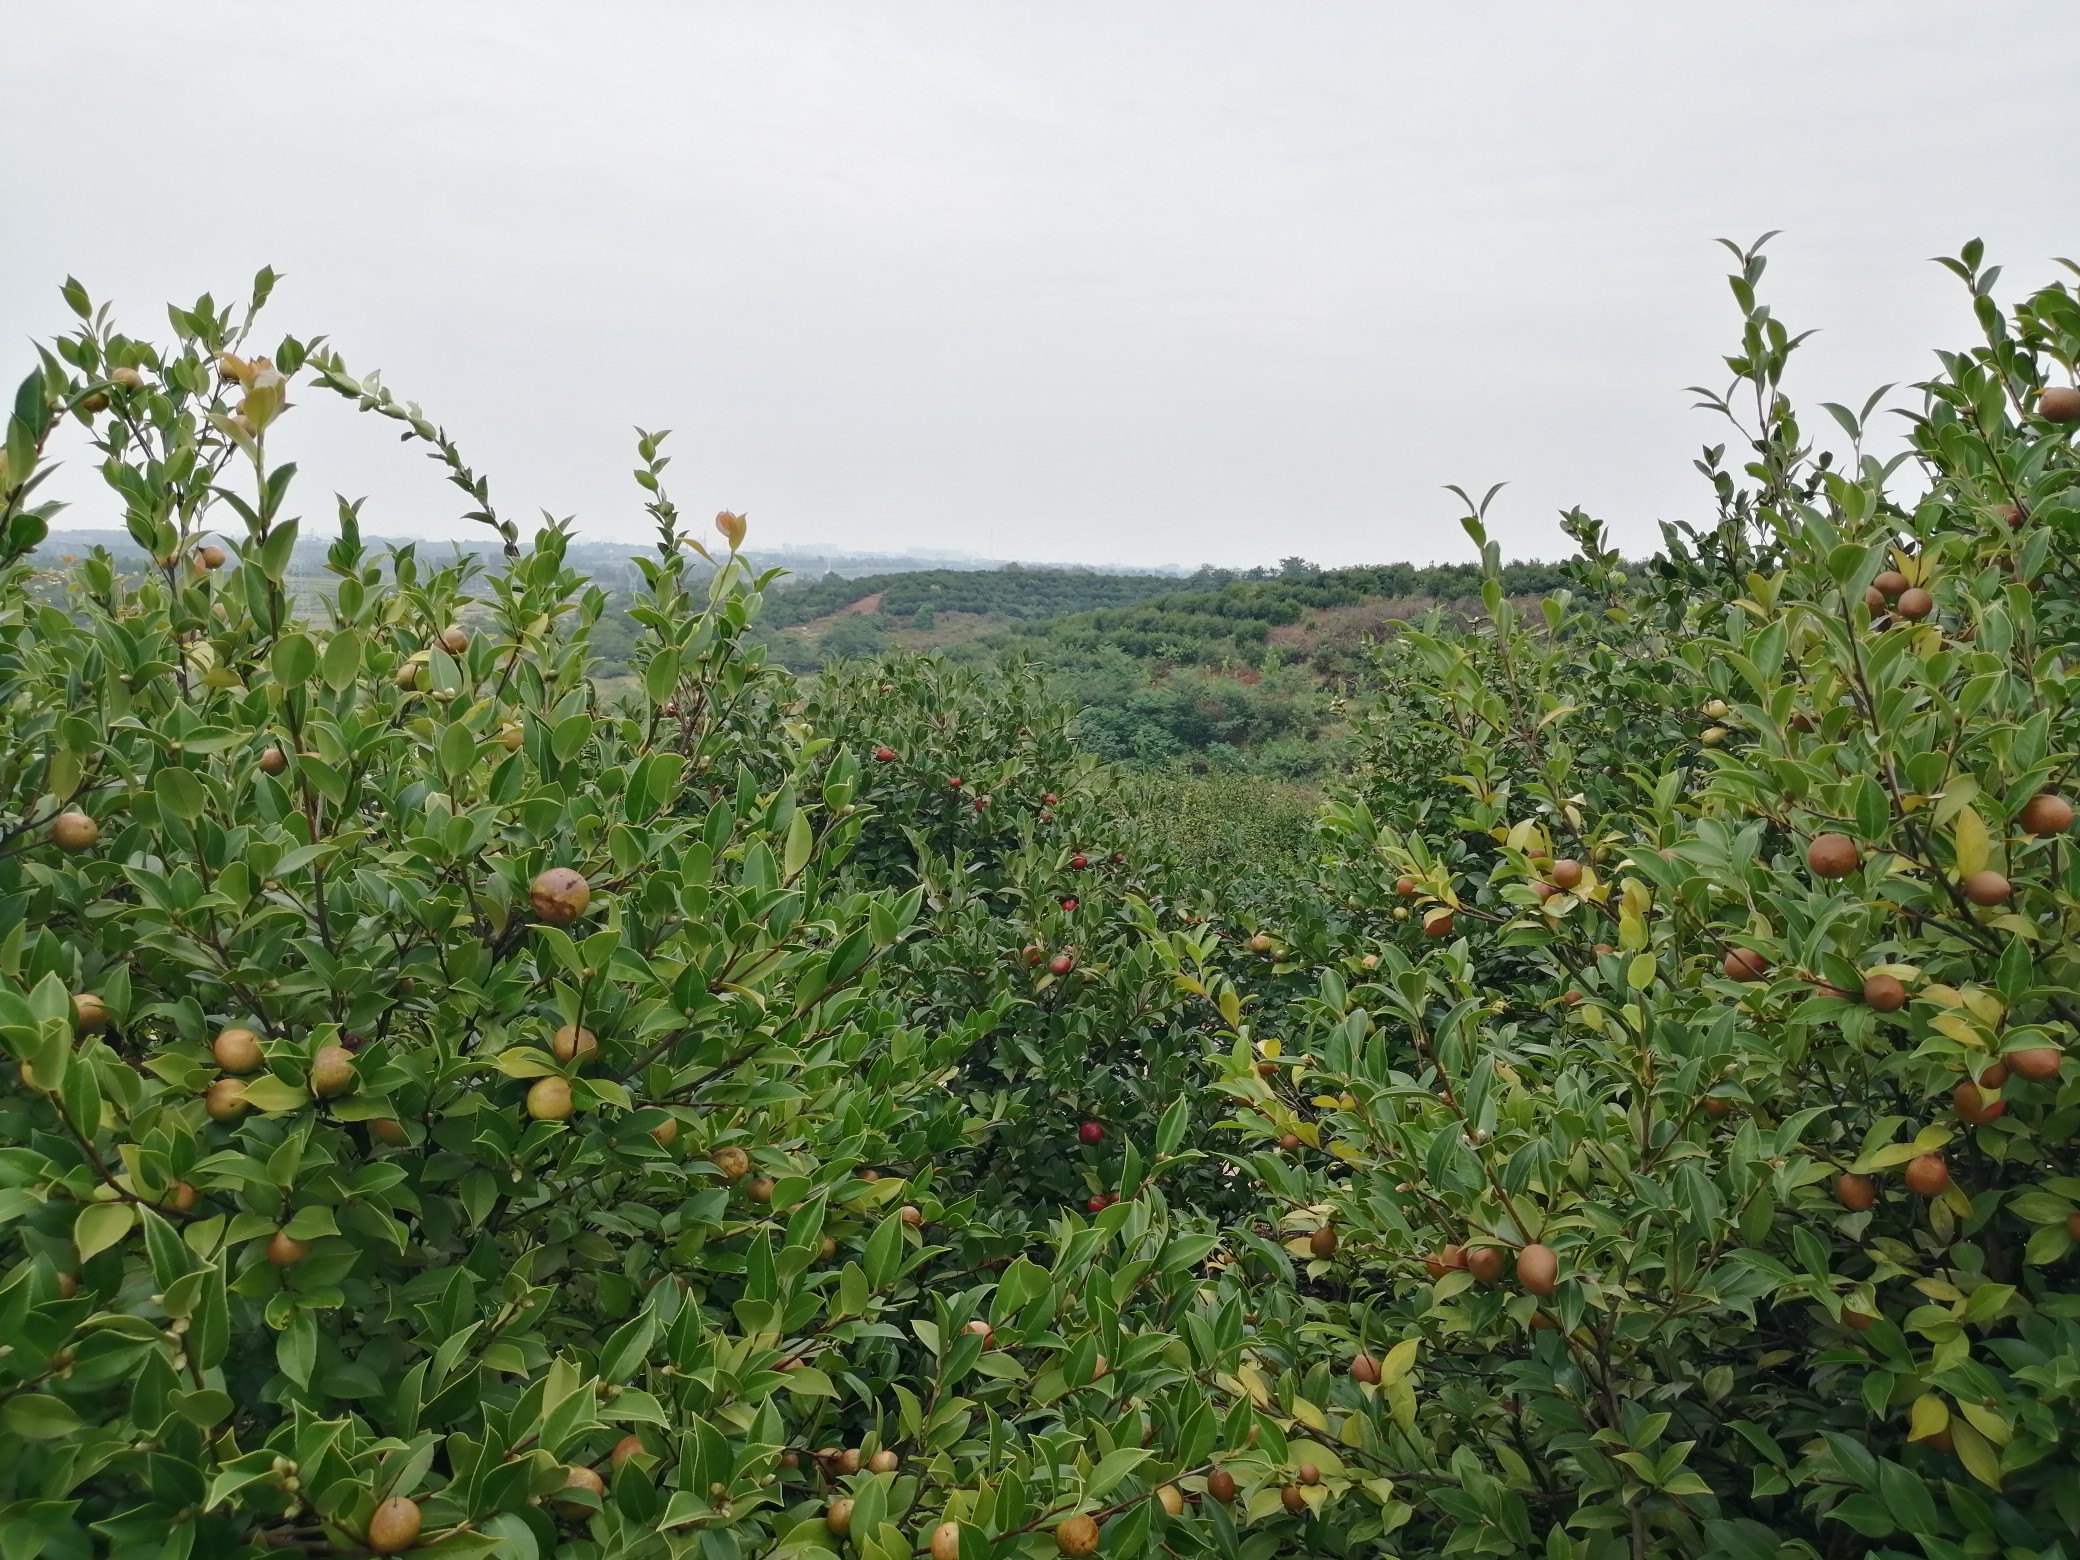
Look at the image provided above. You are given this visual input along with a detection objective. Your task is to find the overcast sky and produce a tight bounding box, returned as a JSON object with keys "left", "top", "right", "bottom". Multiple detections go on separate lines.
{"left": 6, "top": 3, "right": 2075, "bottom": 568}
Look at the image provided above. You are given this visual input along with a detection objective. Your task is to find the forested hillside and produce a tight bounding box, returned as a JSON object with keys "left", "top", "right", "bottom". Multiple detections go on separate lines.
{"left": 6, "top": 237, "right": 2079, "bottom": 1560}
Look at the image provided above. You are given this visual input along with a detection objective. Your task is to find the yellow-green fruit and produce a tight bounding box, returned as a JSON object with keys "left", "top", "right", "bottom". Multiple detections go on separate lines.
{"left": 649, "top": 1115, "right": 679, "bottom": 1149}
{"left": 204, "top": 1078, "right": 250, "bottom": 1121}
{"left": 1156, "top": 1486, "right": 1184, "bottom": 1516}
{"left": 370, "top": 1118, "right": 410, "bottom": 1147}
{"left": 499, "top": 722, "right": 524, "bottom": 751}
{"left": 310, "top": 1044, "right": 356, "bottom": 1099}
{"left": 51, "top": 810, "right": 98, "bottom": 851}
{"left": 214, "top": 1027, "right": 265, "bottom": 1073}
{"left": 552, "top": 1024, "right": 598, "bottom": 1064}
{"left": 367, "top": 1497, "right": 423, "bottom": 1554}
{"left": 527, "top": 1076, "right": 574, "bottom": 1121}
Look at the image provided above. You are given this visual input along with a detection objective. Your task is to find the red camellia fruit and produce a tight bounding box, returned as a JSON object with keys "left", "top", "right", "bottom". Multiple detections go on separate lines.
{"left": 1806, "top": 833, "right": 1860, "bottom": 878}
{"left": 1060, "top": 897, "right": 1077, "bottom": 911}
{"left": 1049, "top": 952, "right": 1074, "bottom": 975}
{"left": 1043, "top": 792, "right": 1059, "bottom": 805}
{"left": 873, "top": 745, "right": 896, "bottom": 762}
{"left": 1350, "top": 1353, "right": 1381, "bottom": 1384}
{"left": 1722, "top": 948, "right": 1769, "bottom": 982}
{"left": 1079, "top": 1121, "right": 1104, "bottom": 1145}
{"left": 2038, "top": 385, "right": 2080, "bottom": 422}
{"left": 1835, "top": 1173, "right": 1876, "bottom": 1211}
{"left": 1395, "top": 876, "right": 1418, "bottom": 898}
{"left": 1516, "top": 1243, "right": 1559, "bottom": 1296}
{"left": 1023, "top": 943, "right": 1044, "bottom": 964}
{"left": 1086, "top": 1195, "right": 1106, "bottom": 1213}
{"left": 1070, "top": 853, "right": 1088, "bottom": 869}
{"left": 973, "top": 796, "right": 989, "bottom": 812}
{"left": 1905, "top": 1153, "right": 1950, "bottom": 1197}
{"left": 2007, "top": 1046, "right": 2063, "bottom": 1082}
{"left": 1953, "top": 1079, "right": 2005, "bottom": 1125}
{"left": 947, "top": 776, "right": 963, "bottom": 789}
{"left": 1465, "top": 1246, "right": 1504, "bottom": 1284}
{"left": 1424, "top": 911, "right": 1455, "bottom": 938}
{"left": 1962, "top": 871, "right": 2011, "bottom": 907}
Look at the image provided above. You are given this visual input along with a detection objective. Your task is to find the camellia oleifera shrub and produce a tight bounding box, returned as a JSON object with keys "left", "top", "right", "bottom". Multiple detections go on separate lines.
{"left": 0, "top": 277, "right": 1347, "bottom": 1560}
{"left": 1187, "top": 239, "right": 2080, "bottom": 1557}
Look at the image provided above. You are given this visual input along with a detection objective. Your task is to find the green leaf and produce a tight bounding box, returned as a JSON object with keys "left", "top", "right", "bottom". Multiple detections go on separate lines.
{"left": 1, "top": 1395, "right": 80, "bottom": 1439}
{"left": 75, "top": 1201, "right": 134, "bottom": 1262}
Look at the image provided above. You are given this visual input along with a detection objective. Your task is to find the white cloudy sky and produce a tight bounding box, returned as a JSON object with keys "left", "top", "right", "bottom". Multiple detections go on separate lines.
{"left": 5, "top": 3, "right": 2074, "bottom": 568}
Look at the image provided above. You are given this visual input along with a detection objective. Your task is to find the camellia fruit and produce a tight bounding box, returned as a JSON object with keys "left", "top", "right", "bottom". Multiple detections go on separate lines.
{"left": 1049, "top": 952, "right": 1074, "bottom": 975}
{"left": 530, "top": 867, "right": 592, "bottom": 925}
{"left": 1722, "top": 948, "right": 1769, "bottom": 982}
{"left": 711, "top": 1139, "right": 752, "bottom": 1181}
{"left": 868, "top": 1450, "right": 900, "bottom": 1474}
{"left": 1835, "top": 1173, "right": 1876, "bottom": 1211}
{"left": 1424, "top": 911, "right": 1455, "bottom": 938}
{"left": 1895, "top": 587, "right": 1934, "bottom": 620}
{"left": 1281, "top": 1487, "right": 1308, "bottom": 1515}
{"left": 438, "top": 624, "right": 469, "bottom": 655}
{"left": 649, "top": 1115, "right": 679, "bottom": 1149}
{"left": 266, "top": 1230, "right": 309, "bottom": 1267}
{"left": 1549, "top": 858, "right": 1583, "bottom": 890}
{"left": 552, "top": 1024, "right": 598, "bottom": 1064}
{"left": 1156, "top": 1487, "right": 1184, "bottom": 1517}
{"left": 204, "top": 1078, "right": 250, "bottom": 1121}
{"left": 2020, "top": 792, "right": 2075, "bottom": 837}
{"left": 1861, "top": 973, "right": 1907, "bottom": 1012}
{"left": 1871, "top": 569, "right": 1908, "bottom": 599}
{"left": 1351, "top": 1352, "right": 1381, "bottom": 1384}
{"left": 873, "top": 745, "right": 896, "bottom": 763}
{"left": 964, "top": 1318, "right": 992, "bottom": 1342}
{"left": 1079, "top": 1121, "right": 1104, "bottom": 1145}
{"left": 51, "top": 810, "right": 99, "bottom": 851}
{"left": 309, "top": 1044, "right": 356, "bottom": 1099}
{"left": 2038, "top": 384, "right": 2080, "bottom": 422}
{"left": 370, "top": 1118, "right": 410, "bottom": 1147}
{"left": 71, "top": 993, "right": 109, "bottom": 1033}
{"left": 367, "top": 1497, "right": 423, "bottom": 1555}
{"left": 1806, "top": 833, "right": 1860, "bottom": 879}
{"left": 1207, "top": 1470, "right": 1238, "bottom": 1503}
{"left": 527, "top": 1076, "right": 574, "bottom": 1121}
{"left": 1904, "top": 1153, "right": 1950, "bottom": 1197}
{"left": 1309, "top": 1226, "right": 1337, "bottom": 1260}
{"left": 553, "top": 1465, "right": 605, "bottom": 1519}
{"left": 931, "top": 1523, "right": 962, "bottom": 1560}
{"left": 2007, "top": 1046, "right": 2063, "bottom": 1082}
{"left": 1279, "top": 1132, "right": 1300, "bottom": 1151}
{"left": 610, "top": 1435, "right": 645, "bottom": 1471}
{"left": 1863, "top": 585, "right": 1888, "bottom": 614}
{"left": 899, "top": 1204, "right": 923, "bottom": 1227}
{"left": 1516, "top": 1242, "right": 1559, "bottom": 1296}
{"left": 1962, "top": 870, "right": 2011, "bottom": 907}
{"left": 259, "top": 746, "right": 288, "bottom": 775}
{"left": 1395, "top": 875, "right": 1418, "bottom": 898}
{"left": 745, "top": 1176, "right": 776, "bottom": 1203}
{"left": 1056, "top": 1515, "right": 1100, "bottom": 1556}
{"left": 1953, "top": 1080, "right": 2005, "bottom": 1125}
{"left": 1978, "top": 1061, "right": 2008, "bottom": 1089}
{"left": 1465, "top": 1246, "right": 1504, "bottom": 1284}
{"left": 214, "top": 1026, "right": 265, "bottom": 1072}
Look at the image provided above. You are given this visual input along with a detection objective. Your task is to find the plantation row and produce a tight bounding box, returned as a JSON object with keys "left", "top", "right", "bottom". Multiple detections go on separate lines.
{"left": 0, "top": 235, "right": 2076, "bottom": 1560}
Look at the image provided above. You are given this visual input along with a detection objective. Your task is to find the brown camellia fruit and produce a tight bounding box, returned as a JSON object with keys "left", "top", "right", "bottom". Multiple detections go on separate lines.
{"left": 2020, "top": 793, "right": 2075, "bottom": 837}
{"left": 1806, "top": 833, "right": 1860, "bottom": 879}
{"left": 610, "top": 1435, "right": 645, "bottom": 1470}
{"left": 1351, "top": 1352, "right": 1381, "bottom": 1384}
{"left": 711, "top": 1145, "right": 750, "bottom": 1179}
{"left": 204, "top": 1078, "right": 250, "bottom": 1121}
{"left": 1835, "top": 1173, "right": 1876, "bottom": 1211}
{"left": 2007, "top": 1046, "right": 2064, "bottom": 1082}
{"left": 964, "top": 1318, "right": 992, "bottom": 1342}
{"left": 868, "top": 1449, "right": 900, "bottom": 1474}
{"left": 1308, "top": 1226, "right": 1337, "bottom": 1260}
{"left": 1516, "top": 1242, "right": 1559, "bottom": 1296}
{"left": 552, "top": 1024, "right": 598, "bottom": 1064}
{"left": 1842, "top": 1304, "right": 1876, "bottom": 1333}
{"left": 438, "top": 625, "right": 469, "bottom": 655}
{"left": 931, "top": 1522, "right": 963, "bottom": 1560}
{"left": 1549, "top": 859, "right": 1584, "bottom": 891}
{"left": 196, "top": 544, "right": 226, "bottom": 570}
{"left": 51, "top": 810, "right": 99, "bottom": 851}
{"left": 1279, "top": 1132, "right": 1301, "bottom": 1151}
{"left": 1861, "top": 973, "right": 1907, "bottom": 1012}
{"left": 526, "top": 1076, "right": 574, "bottom": 1121}
{"left": 1953, "top": 1080, "right": 2005, "bottom": 1125}
{"left": 258, "top": 746, "right": 288, "bottom": 775}
{"left": 1871, "top": 569, "right": 1909, "bottom": 599}
{"left": 1297, "top": 1463, "right": 1321, "bottom": 1486}
{"left": 899, "top": 1204, "right": 923, "bottom": 1227}
{"left": 1863, "top": 586, "right": 1888, "bottom": 613}
{"left": 2038, "top": 385, "right": 2080, "bottom": 423}
{"left": 1895, "top": 587, "right": 1934, "bottom": 620}
{"left": 164, "top": 1180, "right": 198, "bottom": 1211}
{"left": 1905, "top": 1153, "right": 1950, "bottom": 1197}
{"left": 71, "top": 993, "right": 110, "bottom": 1033}
{"left": 1055, "top": 1514, "right": 1100, "bottom": 1556}
{"left": 1281, "top": 1486, "right": 1309, "bottom": 1515}
{"left": 553, "top": 1465, "right": 606, "bottom": 1519}
{"left": 745, "top": 1176, "right": 776, "bottom": 1203}
{"left": 1424, "top": 911, "right": 1455, "bottom": 938}
{"left": 370, "top": 1117, "right": 411, "bottom": 1146}
{"left": 267, "top": 1230, "right": 309, "bottom": 1267}
{"left": 1962, "top": 871, "right": 2011, "bottom": 906}
{"left": 214, "top": 1026, "right": 265, "bottom": 1072}
{"left": 310, "top": 1044, "right": 357, "bottom": 1099}
{"left": 367, "top": 1496, "right": 423, "bottom": 1554}
{"left": 1395, "top": 875, "right": 1418, "bottom": 898}
{"left": 530, "top": 867, "right": 591, "bottom": 925}
{"left": 1207, "top": 1470, "right": 1238, "bottom": 1503}
{"left": 1466, "top": 1246, "right": 1504, "bottom": 1284}
{"left": 825, "top": 1500, "right": 855, "bottom": 1536}
{"left": 1978, "top": 1061, "right": 2008, "bottom": 1089}
{"left": 1722, "top": 948, "right": 1769, "bottom": 982}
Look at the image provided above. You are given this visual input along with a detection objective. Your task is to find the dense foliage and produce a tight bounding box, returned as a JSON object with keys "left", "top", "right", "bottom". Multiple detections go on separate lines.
{"left": 4, "top": 233, "right": 2079, "bottom": 1560}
